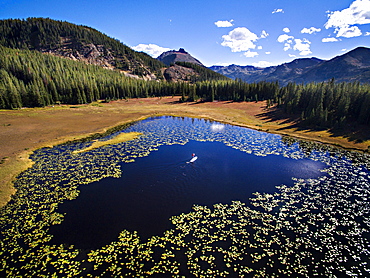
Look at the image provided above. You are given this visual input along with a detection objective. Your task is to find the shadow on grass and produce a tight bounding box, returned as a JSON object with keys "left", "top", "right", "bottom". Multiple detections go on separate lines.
{"left": 257, "top": 107, "right": 370, "bottom": 145}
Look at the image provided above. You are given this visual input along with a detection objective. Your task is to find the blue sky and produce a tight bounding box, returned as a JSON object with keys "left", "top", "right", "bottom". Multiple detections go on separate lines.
{"left": 1, "top": 0, "right": 370, "bottom": 67}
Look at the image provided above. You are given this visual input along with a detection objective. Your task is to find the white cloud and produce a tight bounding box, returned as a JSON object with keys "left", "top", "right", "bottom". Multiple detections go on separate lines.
{"left": 325, "top": 0, "right": 370, "bottom": 38}
{"left": 213, "top": 62, "right": 232, "bottom": 66}
{"left": 277, "top": 34, "right": 312, "bottom": 55}
{"left": 322, "top": 37, "right": 339, "bottom": 42}
{"left": 244, "top": 50, "right": 259, "bottom": 58}
{"left": 260, "top": 30, "right": 269, "bottom": 38}
{"left": 277, "top": 34, "right": 294, "bottom": 51}
{"left": 283, "top": 43, "right": 291, "bottom": 51}
{"left": 341, "top": 48, "right": 347, "bottom": 51}
{"left": 293, "top": 38, "right": 312, "bottom": 55}
{"left": 251, "top": 61, "right": 274, "bottom": 68}
{"left": 301, "top": 27, "right": 322, "bottom": 34}
{"left": 336, "top": 25, "right": 363, "bottom": 37}
{"left": 283, "top": 27, "right": 291, "bottom": 33}
{"left": 277, "top": 34, "right": 294, "bottom": 43}
{"left": 366, "top": 31, "right": 370, "bottom": 35}
{"left": 132, "top": 44, "right": 172, "bottom": 57}
{"left": 221, "top": 27, "right": 259, "bottom": 52}
{"left": 265, "top": 51, "right": 271, "bottom": 54}
{"left": 289, "top": 54, "right": 297, "bottom": 58}
{"left": 257, "top": 46, "right": 263, "bottom": 50}
{"left": 215, "top": 20, "right": 234, "bottom": 27}
{"left": 272, "top": 8, "right": 284, "bottom": 14}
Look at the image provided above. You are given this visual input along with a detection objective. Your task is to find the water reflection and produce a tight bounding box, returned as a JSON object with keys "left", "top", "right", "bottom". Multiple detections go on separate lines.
{"left": 50, "top": 140, "right": 326, "bottom": 249}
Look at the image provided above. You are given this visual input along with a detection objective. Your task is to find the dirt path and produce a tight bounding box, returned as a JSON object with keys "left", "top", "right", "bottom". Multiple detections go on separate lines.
{"left": 1, "top": 97, "right": 369, "bottom": 208}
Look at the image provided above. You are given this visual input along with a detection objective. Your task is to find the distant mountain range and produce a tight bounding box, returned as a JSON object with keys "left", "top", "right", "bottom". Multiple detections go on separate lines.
{"left": 210, "top": 47, "right": 370, "bottom": 85}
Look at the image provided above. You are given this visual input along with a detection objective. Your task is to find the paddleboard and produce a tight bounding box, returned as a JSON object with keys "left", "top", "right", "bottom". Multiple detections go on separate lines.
{"left": 189, "top": 156, "right": 198, "bottom": 163}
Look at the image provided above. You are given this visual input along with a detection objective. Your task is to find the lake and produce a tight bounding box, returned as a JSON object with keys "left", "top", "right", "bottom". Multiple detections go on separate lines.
{"left": 1, "top": 116, "right": 370, "bottom": 277}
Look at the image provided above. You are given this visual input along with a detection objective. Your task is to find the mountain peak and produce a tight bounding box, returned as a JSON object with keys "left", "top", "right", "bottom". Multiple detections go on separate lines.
{"left": 157, "top": 48, "right": 204, "bottom": 66}
{"left": 334, "top": 46, "right": 370, "bottom": 67}
{"left": 210, "top": 46, "right": 370, "bottom": 85}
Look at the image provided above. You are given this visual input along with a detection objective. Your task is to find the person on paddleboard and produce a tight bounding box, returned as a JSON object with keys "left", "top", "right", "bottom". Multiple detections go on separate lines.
{"left": 187, "top": 153, "right": 197, "bottom": 163}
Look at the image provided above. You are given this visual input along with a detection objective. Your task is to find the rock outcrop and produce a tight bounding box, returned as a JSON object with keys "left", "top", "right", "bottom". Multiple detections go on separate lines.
{"left": 157, "top": 48, "right": 204, "bottom": 66}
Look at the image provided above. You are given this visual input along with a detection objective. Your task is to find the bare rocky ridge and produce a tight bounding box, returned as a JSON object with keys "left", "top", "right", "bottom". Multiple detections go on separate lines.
{"left": 41, "top": 38, "right": 158, "bottom": 79}
{"left": 43, "top": 39, "right": 116, "bottom": 70}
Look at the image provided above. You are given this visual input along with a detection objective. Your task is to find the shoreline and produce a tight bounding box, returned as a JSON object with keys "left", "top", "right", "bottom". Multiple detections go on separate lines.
{"left": 1, "top": 97, "right": 369, "bottom": 208}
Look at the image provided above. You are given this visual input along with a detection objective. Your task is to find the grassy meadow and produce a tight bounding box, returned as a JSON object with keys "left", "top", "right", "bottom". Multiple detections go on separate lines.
{"left": 1, "top": 97, "right": 369, "bottom": 208}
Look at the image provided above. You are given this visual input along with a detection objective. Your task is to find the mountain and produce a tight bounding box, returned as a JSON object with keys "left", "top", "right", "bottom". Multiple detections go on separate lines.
{"left": 156, "top": 49, "right": 227, "bottom": 82}
{"left": 299, "top": 47, "right": 370, "bottom": 83}
{"left": 163, "top": 61, "right": 229, "bottom": 82}
{"left": 157, "top": 48, "right": 204, "bottom": 66}
{"left": 210, "top": 47, "right": 370, "bottom": 85}
{"left": 209, "top": 64, "right": 274, "bottom": 81}
{"left": 0, "top": 18, "right": 166, "bottom": 79}
{"left": 0, "top": 18, "right": 225, "bottom": 83}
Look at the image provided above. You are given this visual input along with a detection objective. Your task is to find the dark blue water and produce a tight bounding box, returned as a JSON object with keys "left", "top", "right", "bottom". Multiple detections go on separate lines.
{"left": 49, "top": 140, "right": 325, "bottom": 249}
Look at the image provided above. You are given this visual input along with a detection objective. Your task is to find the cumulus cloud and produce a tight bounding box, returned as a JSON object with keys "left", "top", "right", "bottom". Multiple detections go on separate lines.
{"left": 132, "top": 44, "right": 171, "bottom": 57}
{"left": 366, "top": 31, "right": 370, "bottom": 35}
{"left": 221, "top": 27, "right": 259, "bottom": 52}
{"left": 260, "top": 30, "right": 269, "bottom": 38}
{"left": 336, "top": 25, "right": 363, "bottom": 37}
{"left": 265, "top": 51, "right": 271, "bottom": 54}
{"left": 283, "top": 27, "right": 291, "bottom": 33}
{"left": 301, "top": 27, "right": 322, "bottom": 34}
{"left": 277, "top": 33, "right": 312, "bottom": 55}
{"left": 322, "top": 37, "right": 339, "bottom": 42}
{"left": 283, "top": 43, "right": 291, "bottom": 51}
{"left": 277, "top": 34, "right": 294, "bottom": 43}
{"left": 215, "top": 20, "right": 234, "bottom": 27}
{"left": 272, "top": 8, "right": 284, "bottom": 14}
{"left": 277, "top": 34, "right": 294, "bottom": 51}
{"left": 325, "top": 0, "right": 370, "bottom": 38}
{"left": 293, "top": 38, "right": 312, "bottom": 55}
{"left": 252, "top": 61, "right": 274, "bottom": 68}
{"left": 244, "top": 50, "right": 259, "bottom": 58}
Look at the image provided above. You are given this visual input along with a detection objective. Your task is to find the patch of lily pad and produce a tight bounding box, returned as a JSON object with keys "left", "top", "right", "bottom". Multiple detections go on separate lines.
{"left": 1, "top": 116, "right": 370, "bottom": 277}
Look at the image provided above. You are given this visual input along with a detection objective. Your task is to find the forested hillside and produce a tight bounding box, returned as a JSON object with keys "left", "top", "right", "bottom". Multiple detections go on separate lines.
{"left": 0, "top": 18, "right": 228, "bottom": 82}
{"left": 0, "top": 18, "right": 369, "bottom": 129}
{"left": 1, "top": 45, "right": 369, "bottom": 128}
{"left": 0, "top": 18, "right": 165, "bottom": 78}
{"left": 0, "top": 46, "right": 173, "bottom": 108}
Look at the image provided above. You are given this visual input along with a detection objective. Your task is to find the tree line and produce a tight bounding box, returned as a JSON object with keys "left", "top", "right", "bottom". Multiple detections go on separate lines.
{"left": 0, "top": 17, "right": 165, "bottom": 78}
{"left": 279, "top": 80, "right": 370, "bottom": 127}
{"left": 1, "top": 45, "right": 369, "bottom": 127}
{"left": 174, "top": 62, "right": 229, "bottom": 82}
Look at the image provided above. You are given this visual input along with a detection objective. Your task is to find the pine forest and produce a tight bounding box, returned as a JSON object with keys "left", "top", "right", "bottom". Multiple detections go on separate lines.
{"left": 1, "top": 45, "right": 370, "bottom": 128}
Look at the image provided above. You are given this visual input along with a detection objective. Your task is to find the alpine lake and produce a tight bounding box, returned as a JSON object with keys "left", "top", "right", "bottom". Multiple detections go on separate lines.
{"left": 1, "top": 116, "right": 370, "bottom": 277}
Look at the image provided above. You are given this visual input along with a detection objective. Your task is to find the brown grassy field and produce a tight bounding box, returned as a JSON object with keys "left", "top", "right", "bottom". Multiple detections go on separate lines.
{"left": 1, "top": 97, "right": 369, "bottom": 208}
